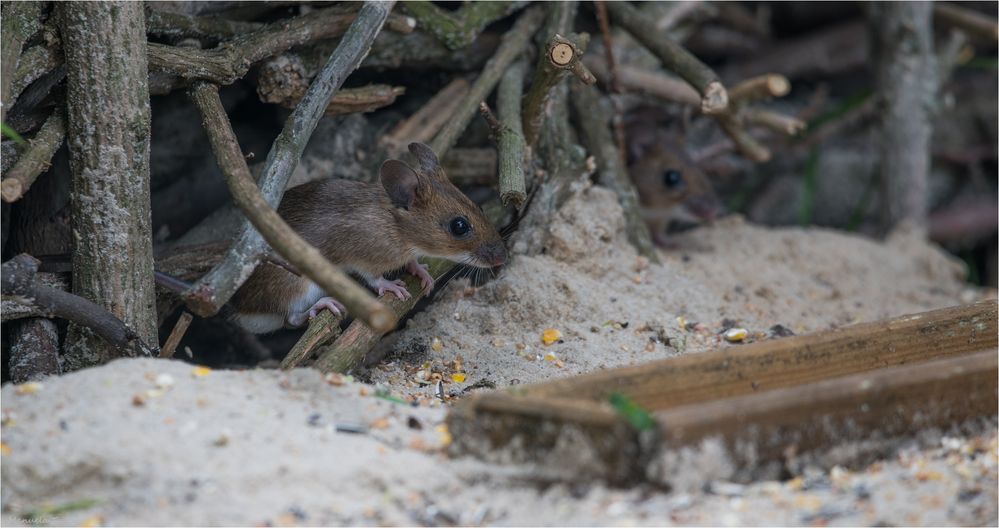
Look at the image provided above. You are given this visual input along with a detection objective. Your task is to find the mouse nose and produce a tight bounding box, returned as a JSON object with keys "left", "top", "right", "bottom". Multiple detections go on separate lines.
{"left": 481, "top": 242, "right": 507, "bottom": 267}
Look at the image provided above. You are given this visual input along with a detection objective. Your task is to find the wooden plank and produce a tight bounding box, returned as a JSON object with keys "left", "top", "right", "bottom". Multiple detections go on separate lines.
{"left": 520, "top": 301, "right": 997, "bottom": 410}
{"left": 448, "top": 393, "right": 646, "bottom": 484}
{"left": 653, "top": 349, "right": 998, "bottom": 481}
{"left": 448, "top": 302, "right": 999, "bottom": 485}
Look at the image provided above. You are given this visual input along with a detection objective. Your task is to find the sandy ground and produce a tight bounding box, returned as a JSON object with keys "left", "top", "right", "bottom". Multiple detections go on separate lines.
{"left": 2, "top": 185, "right": 997, "bottom": 526}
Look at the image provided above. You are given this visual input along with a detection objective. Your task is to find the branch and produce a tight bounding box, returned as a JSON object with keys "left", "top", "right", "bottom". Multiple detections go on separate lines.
{"left": 9, "top": 39, "right": 60, "bottom": 108}
{"left": 182, "top": 2, "right": 396, "bottom": 332}
{"left": 606, "top": 1, "right": 728, "bottom": 115}
{"left": 281, "top": 309, "right": 343, "bottom": 369}
{"left": 933, "top": 2, "right": 999, "bottom": 44}
{"left": 147, "top": 5, "right": 409, "bottom": 85}
{"left": 868, "top": 2, "right": 936, "bottom": 233}
{"left": 2, "top": 110, "right": 65, "bottom": 203}
{"left": 494, "top": 59, "right": 529, "bottom": 208}
{"left": 429, "top": 5, "right": 546, "bottom": 157}
{"left": 727, "top": 74, "right": 790, "bottom": 104}
{"left": 256, "top": 55, "right": 405, "bottom": 115}
{"left": 159, "top": 311, "right": 194, "bottom": 359}
{"left": 58, "top": 1, "right": 159, "bottom": 366}
{"left": 402, "top": 1, "right": 524, "bottom": 50}
{"left": 381, "top": 78, "right": 471, "bottom": 155}
{"left": 522, "top": 33, "right": 597, "bottom": 148}
{"left": 571, "top": 83, "right": 659, "bottom": 263}
{"left": 2, "top": 254, "right": 155, "bottom": 356}
{"left": 189, "top": 82, "right": 395, "bottom": 332}
{"left": 145, "top": 8, "right": 263, "bottom": 42}
{"left": 1, "top": 1, "right": 43, "bottom": 122}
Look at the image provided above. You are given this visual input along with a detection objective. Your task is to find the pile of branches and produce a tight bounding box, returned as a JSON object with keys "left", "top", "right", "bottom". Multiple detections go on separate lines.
{"left": 1, "top": 1, "right": 993, "bottom": 382}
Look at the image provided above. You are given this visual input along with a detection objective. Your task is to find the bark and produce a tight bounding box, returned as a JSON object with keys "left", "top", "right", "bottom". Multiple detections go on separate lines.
{"left": 1, "top": 1, "right": 44, "bottom": 122}
{"left": 57, "top": 1, "right": 158, "bottom": 368}
{"left": 8, "top": 318, "right": 60, "bottom": 383}
{"left": 868, "top": 1, "right": 936, "bottom": 233}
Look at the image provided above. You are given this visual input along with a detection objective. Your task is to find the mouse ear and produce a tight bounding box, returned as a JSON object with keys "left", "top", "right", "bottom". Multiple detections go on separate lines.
{"left": 408, "top": 142, "right": 441, "bottom": 176}
{"left": 380, "top": 160, "right": 420, "bottom": 210}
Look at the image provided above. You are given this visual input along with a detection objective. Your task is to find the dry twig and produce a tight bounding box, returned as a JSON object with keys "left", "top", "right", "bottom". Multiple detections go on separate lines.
{"left": 606, "top": 1, "right": 728, "bottom": 115}
{"left": 1, "top": 111, "right": 65, "bottom": 203}
{"left": 430, "top": 5, "right": 546, "bottom": 157}
{"left": 2, "top": 254, "right": 155, "bottom": 357}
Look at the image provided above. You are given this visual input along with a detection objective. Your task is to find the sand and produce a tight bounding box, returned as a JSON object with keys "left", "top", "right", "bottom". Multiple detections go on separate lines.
{"left": 2, "top": 184, "right": 996, "bottom": 526}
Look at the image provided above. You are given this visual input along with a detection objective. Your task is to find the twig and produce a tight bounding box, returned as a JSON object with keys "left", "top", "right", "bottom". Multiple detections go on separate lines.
{"left": 182, "top": 1, "right": 394, "bottom": 327}
{"left": 256, "top": 55, "right": 405, "bottom": 115}
{"left": 402, "top": 1, "right": 524, "bottom": 50}
{"left": 2, "top": 254, "right": 155, "bottom": 356}
{"left": 281, "top": 309, "right": 343, "bottom": 369}
{"left": 2, "top": 110, "right": 65, "bottom": 203}
{"left": 571, "top": 83, "right": 659, "bottom": 263}
{"left": 147, "top": 5, "right": 401, "bottom": 85}
{"left": 727, "top": 74, "right": 790, "bottom": 104}
{"left": 189, "top": 82, "right": 395, "bottom": 332}
{"left": 606, "top": 1, "right": 728, "bottom": 115}
{"left": 443, "top": 147, "right": 498, "bottom": 185}
{"left": 495, "top": 59, "right": 529, "bottom": 208}
{"left": 587, "top": 56, "right": 701, "bottom": 106}
{"left": 160, "top": 311, "right": 194, "bottom": 359}
{"left": 720, "top": 21, "right": 866, "bottom": 82}
{"left": 594, "top": 0, "right": 627, "bottom": 158}
{"left": 145, "top": 8, "right": 264, "bottom": 42}
{"left": 430, "top": 5, "right": 547, "bottom": 158}
{"left": 1, "top": 1, "right": 43, "bottom": 122}
{"left": 522, "top": 33, "right": 597, "bottom": 148}
{"left": 9, "top": 40, "right": 60, "bottom": 107}
{"left": 933, "top": 2, "right": 999, "bottom": 44}
{"left": 381, "top": 78, "right": 471, "bottom": 155}
{"left": 715, "top": 113, "right": 771, "bottom": 162}
{"left": 742, "top": 108, "right": 806, "bottom": 136}
{"left": 868, "top": 2, "right": 936, "bottom": 232}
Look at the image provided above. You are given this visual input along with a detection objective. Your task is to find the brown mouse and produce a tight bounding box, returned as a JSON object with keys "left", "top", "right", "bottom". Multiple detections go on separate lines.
{"left": 627, "top": 131, "right": 723, "bottom": 245}
{"left": 231, "top": 142, "right": 507, "bottom": 334}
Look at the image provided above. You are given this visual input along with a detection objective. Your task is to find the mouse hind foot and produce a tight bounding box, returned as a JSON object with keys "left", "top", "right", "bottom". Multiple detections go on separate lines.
{"left": 287, "top": 296, "right": 346, "bottom": 327}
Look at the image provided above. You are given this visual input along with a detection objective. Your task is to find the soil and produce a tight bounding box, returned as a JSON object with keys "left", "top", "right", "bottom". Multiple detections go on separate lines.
{"left": 2, "top": 184, "right": 996, "bottom": 526}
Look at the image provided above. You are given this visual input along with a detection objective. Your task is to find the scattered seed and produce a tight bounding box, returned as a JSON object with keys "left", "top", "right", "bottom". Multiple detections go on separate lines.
{"left": 724, "top": 328, "right": 749, "bottom": 342}
{"left": 15, "top": 382, "right": 43, "bottom": 395}
{"left": 542, "top": 328, "right": 562, "bottom": 345}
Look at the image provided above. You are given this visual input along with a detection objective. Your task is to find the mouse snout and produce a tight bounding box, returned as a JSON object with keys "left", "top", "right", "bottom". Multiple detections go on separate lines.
{"left": 687, "top": 197, "right": 724, "bottom": 222}
{"left": 477, "top": 241, "right": 507, "bottom": 268}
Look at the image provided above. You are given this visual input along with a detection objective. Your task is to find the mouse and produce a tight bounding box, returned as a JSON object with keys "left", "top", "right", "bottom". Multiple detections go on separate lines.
{"left": 230, "top": 142, "right": 508, "bottom": 334}
{"left": 626, "top": 126, "right": 723, "bottom": 245}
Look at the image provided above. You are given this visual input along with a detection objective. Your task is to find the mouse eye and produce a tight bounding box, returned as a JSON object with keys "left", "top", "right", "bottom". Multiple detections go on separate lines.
{"left": 448, "top": 216, "right": 472, "bottom": 239}
{"left": 662, "top": 169, "right": 685, "bottom": 188}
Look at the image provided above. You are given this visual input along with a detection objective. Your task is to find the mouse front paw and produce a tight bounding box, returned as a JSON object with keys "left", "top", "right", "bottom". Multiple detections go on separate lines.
{"left": 369, "top": 277, "right": 411, "bottom": 300}
{"left": 405, "top": 260, "right": 435, "bottom": 296}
